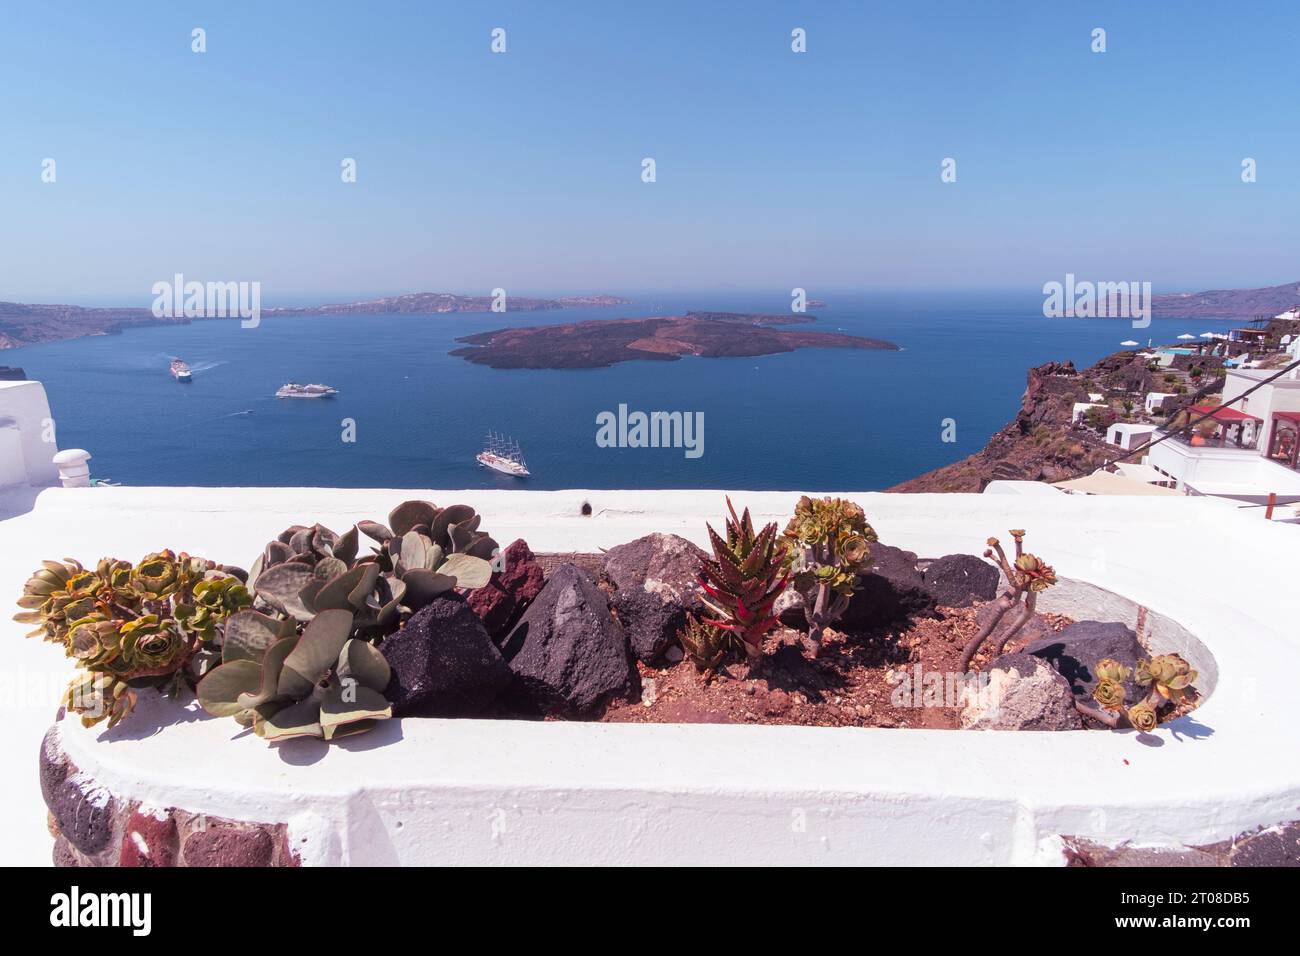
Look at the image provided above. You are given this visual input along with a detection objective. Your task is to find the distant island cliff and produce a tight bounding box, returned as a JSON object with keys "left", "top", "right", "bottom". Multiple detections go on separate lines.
{"left": 449, "top": 311, "right": 899, "bottom": 369}
{"left": 263, "top": 292, "right": 629, "bottom": 317}
{"left": 1152, "top": 280, "right": 1300, "bottom": 318}
{"left": 0, "top": 292, "right": 629, "bottom": 349}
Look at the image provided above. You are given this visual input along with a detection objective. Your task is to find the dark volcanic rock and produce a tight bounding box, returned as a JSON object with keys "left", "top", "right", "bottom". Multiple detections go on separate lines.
{"left": 842, "top": 544, "right": 936, "bottom": 632}
{"left": 182, "top": 825, "right": 275, "bottom": 867}
{"left": 41, "top": 728, "right": 116, "bottom": 856}
{"left": 1024, "top": 621, "right": 1146, "bottom": 703}
{"left": 773, "top": 588, "right": 807, "bottom": 628}
{"left": 501, "top": 563, "right": 638, "bottom": 714}
{"left": 1229, "top": 821, "right": 1300, "bottom": 867}
{"left": 380, "top": 595, "right": 513, "bottom": 716}
{"left": 603, "top": 532, "right": 707, "bottom": 662}
{"left": 40, "top": 727, "right": 69, "bottom": 806}
{"left": 923, "top": 553, "right": 1000, "bottom": 608}
{"left": 466, "top": 538, "right": 546, "bottom": 638}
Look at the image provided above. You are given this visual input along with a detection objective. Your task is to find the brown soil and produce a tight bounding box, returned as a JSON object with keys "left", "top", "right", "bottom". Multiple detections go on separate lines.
{"left": 600, "top": 602, "right": 1075, "bottom": 729}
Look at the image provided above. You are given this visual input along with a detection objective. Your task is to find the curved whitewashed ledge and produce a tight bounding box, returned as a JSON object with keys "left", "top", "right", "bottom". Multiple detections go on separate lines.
{"left": 6, "top": 484, "right": 1299, "bottom": 865}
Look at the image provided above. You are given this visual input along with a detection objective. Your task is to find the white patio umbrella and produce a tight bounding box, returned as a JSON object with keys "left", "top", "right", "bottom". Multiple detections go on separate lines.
{"left": 1177, "top": 333, "right": 1196, "bottom": 341}
{"left": 1120, "top": 340, "right": 1139, "bottom": 347}
{"left": 1199, "top": 332, "right": 1216, "bottom": 338}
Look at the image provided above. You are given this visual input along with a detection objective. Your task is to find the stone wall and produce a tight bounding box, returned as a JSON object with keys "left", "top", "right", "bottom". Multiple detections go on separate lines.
{"left": 42, "top": 723, "right": 299, "bottom": 868}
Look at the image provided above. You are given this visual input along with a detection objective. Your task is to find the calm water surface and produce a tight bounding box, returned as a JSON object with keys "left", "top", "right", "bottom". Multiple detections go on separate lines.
{"left": 4, "top": 292, "right": 1236, "bottom": 490}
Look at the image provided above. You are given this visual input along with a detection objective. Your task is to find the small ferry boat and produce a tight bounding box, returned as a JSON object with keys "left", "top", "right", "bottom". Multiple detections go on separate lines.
{"left": 276, "top": 383, "right": 339, "bottom": 399}
{"left": 170, "top": 359, "right": 192, "bottom": 382}
{"left": 476, "top": 432, "right": 530, "bottom": 477}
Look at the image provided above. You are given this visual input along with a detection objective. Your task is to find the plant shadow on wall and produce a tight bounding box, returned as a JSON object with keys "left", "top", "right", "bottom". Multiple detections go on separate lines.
{"left": 17, "top": 498, "right": 1205, "bottom": 745}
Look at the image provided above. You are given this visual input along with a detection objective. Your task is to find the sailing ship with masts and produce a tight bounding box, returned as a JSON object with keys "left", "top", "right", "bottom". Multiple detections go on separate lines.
{"left": 476, "top": 432, "right": 530, "bottom": 477}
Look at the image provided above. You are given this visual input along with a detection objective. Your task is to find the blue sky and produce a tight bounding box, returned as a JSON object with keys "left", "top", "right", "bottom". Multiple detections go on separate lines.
{"left": 2, "top": 0, "right": 1298, "bottom": 304}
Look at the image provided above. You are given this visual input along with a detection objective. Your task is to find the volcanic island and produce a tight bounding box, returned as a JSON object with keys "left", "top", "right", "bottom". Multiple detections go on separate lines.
{"left": 449, "top": 311, "right": 899, "bottom": 370}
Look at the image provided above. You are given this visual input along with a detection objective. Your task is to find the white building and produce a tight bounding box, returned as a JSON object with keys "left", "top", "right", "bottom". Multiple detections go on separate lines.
{"left": 1107, "top": 421, "right": 1157, "bottom": 452}
{"left": 1144, "top": 392, "right": 1176, "bottom": 415}
{"left": 0, "top": 380, "right": 60, "bottom": 489}
{"left": 1071, "top": 401, "right": 1107, "bottom": 424}
{"left": 1145, "top": 367, "right": 1300, "bottom": 504}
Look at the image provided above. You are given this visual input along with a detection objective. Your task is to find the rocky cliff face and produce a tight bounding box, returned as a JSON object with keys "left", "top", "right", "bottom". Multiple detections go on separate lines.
{"left": 1152, "top": 280, "right": 1300, "bottom": 318}
{"left": 891, "top": 347, "right": 1233, "bottom": 493}
{"left": 889, "top": 360, "right": 1112, "bottom": 493}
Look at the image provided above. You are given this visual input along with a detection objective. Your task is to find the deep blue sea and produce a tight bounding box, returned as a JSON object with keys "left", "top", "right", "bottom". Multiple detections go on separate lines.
{"left": 4, "top": 292, "right": 1238, "bottom": 490}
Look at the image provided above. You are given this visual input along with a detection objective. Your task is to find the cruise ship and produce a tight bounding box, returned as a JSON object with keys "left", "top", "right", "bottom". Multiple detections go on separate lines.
{"left": 276, "top": 383, "right": 339, "bottom": 399}
{"left": 169, "top": 359, "right": 192, "bottom": 382}
{"left": 476, "top": 433, "right": 530, "bottom": 477}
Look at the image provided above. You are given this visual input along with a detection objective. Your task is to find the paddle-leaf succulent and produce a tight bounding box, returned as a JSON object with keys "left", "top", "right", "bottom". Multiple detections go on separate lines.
{"left": 197, "top": 608, "right": 392, "bottom": 742}
{"left": 248, "top": 500, "right": 498, "bottom": 637}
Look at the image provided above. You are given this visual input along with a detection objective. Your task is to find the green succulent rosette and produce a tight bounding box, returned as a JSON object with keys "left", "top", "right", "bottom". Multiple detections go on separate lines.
{"left": 1127, "top": 701, "right": 1158, "bottom": 733}
{"left": 1092, "top": 678, "right": 1126, "bottom": 712}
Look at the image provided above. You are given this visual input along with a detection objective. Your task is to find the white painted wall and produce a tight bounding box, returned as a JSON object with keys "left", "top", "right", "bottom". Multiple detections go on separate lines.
{"left": 5, "top": 485, "right": 1300, "bottom": 866}
{"left": 0, "top": 381, "right": 59, "bottom": 488}
{"left": 1147, "top": 437, "right": 1300, "bottom": 502}
{"left": 1107, "top": 422, "right": 1156, "bottom": 451}
{"left": 1072, "top": 402, "right": 1106, "bottom": 424}
{"left": 1222, "top": 368, "right": 1300, "bottom": 417}
{"left": 1145, "top": 392, "right": 1175, "bottom": 414}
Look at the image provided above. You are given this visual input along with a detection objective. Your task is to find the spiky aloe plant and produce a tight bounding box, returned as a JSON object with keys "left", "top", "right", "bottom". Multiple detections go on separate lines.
{"left": 677, "top": 612, "right": 731, "bottom": 674}
{"left": 781, "top": 495, "right": 876, "bottom": 656}
{"left": 697, "top": 498, "right": 788, "bottom": 659}
{"left": 14, "top": 552, "right": 250, "bottom": 728}
{"left": 958, "top": 530, "right": 1057, "bottom": 673}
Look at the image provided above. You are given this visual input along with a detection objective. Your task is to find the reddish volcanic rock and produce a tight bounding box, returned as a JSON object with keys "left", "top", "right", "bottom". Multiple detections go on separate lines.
{"left": 119, "top": 807, "right": 178, "bottom": 867}
{"left": 467, "top": 538, "right": 545, "bottom": 638}
{"left": 182, "top": 824, "right": 275, "bottom": 868}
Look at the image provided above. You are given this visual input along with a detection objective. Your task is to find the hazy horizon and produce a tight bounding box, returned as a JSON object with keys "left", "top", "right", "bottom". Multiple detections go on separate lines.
{"left": 14, "top": 282, "right": 1289, "bottom": 313}
{"left": 5, "top": 1, "right": 1299, "bottom": 302}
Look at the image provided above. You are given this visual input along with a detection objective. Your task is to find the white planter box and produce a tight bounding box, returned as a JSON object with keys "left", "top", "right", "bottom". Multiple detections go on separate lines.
{"left": 8, "top": 486, "right": 1299, "bottom": 865}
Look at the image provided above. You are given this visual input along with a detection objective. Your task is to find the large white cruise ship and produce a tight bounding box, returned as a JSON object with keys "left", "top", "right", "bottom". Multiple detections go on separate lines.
{"left": 476, "top": 432, "right": 530, "bottom": 477}
{"left": 276, "top": 383, "right": 339, "bottom": 399}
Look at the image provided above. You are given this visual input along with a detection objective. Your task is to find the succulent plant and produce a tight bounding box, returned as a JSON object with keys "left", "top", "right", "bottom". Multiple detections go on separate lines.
{"left": 1091, "top": 658, "right": 1131, "bottom": 712}
{"left": 198, "top": 608, "right": 392, "bottom": 742}
{"left": 14, "top": 551, "right": 250, "bottom": 728}
{"left": 958, "top": 530, "right": 1058, "bottom": 672}
{"left": 1092, "top": 679, "right": 1126, "bottom": 712}
{"left": 697, "top": 498, "right": 789, "bottom": 659}
{"left": 781, "top": 496, "right": 877, "bottom": 655}
{"left": 247, "top": 500, "right": 497, "bottom": 638}
{"left": 1126, "top": 701, "right": 1158, "bottom": 733}
{"left": 677, "top": 612, "right": 731, "bottom": 673}
{"left": 1135, "top": 654, "right": 1198, "bottom": 704}
{"left": 15, "top": 559, "right": 101, "bottom": 645}
{"left": 1094, "top": 658, "right": 1131, "bottom": 685}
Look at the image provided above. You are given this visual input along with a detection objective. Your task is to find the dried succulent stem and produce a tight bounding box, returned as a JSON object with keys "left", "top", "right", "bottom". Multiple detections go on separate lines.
{"left": 991, "top": 590, "right": 1037, "bottom": 657}
{"left": 1075, "top": 700, "right": 1121, "bottom": 728}
{"left": 806, "top": 587, "right": 849, "bottom": 657}
{"left": 958, "top": 590, "right": 1014, "bottom": 672}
